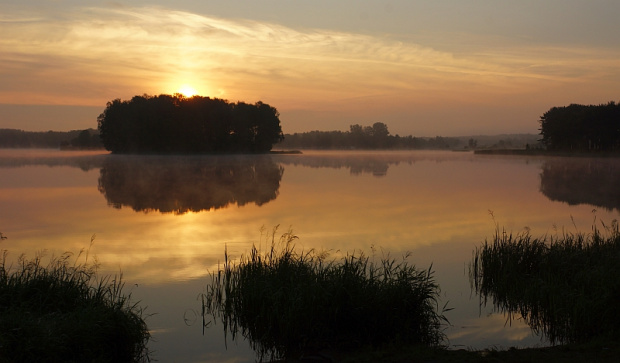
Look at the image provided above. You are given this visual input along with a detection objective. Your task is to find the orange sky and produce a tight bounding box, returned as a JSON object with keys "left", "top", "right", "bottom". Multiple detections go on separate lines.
{"left": 1, "top": 1, "right": 619, "bottom": 136}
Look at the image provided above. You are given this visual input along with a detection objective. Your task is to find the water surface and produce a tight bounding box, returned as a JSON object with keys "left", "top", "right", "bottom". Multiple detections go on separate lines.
{"left": 1, "top": 149, "right": 619, "bottom": 362}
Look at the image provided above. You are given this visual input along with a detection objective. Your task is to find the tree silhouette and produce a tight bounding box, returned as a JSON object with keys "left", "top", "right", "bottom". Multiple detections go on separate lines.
{"left": 539, "top": 102, "right": 620, "bottom": 151}
{"left": 97, "top": 94, "right": 284, "bottom": 154}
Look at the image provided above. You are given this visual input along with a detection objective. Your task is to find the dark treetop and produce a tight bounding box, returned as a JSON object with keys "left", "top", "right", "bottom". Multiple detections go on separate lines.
{"left": 97, "top": 94, "right": 284, "bottom": 154}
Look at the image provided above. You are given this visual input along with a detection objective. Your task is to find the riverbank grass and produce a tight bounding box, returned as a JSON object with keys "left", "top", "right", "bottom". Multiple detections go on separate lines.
{"left": 0, "top": 245, "right": 150, "bottom": 362}
{"left": 203, "top": 228, "right": 451, "bottom": 361}
{"left": 470, "top": 219, "right": 620, "bottom": 345}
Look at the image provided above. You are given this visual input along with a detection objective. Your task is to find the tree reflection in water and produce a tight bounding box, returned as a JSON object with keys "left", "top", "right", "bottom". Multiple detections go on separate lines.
{"left": 539, "top": 157, "right": 620, "bottom": 212}
{"left": 97, "top": 155, "right": 283, "bottom": 214}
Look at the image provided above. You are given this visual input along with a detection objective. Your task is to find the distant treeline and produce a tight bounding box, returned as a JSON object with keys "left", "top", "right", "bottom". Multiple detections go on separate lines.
{"left": 540, "top": 101, "right": 620, "bottom": 151}
{"left": 97, "top": 94, "right": 284, "bottom": 154}
{"left": 0, "top": 128, "right": 101, "bottom": 149}
{"left": 0, "top": 126, "right": 539, "bottom": 151}
{"left": 277, "top": 122, "right": 459, "bottom": 150}
{"left": 276, "top": 122, "right": 538, "bottom": 150}
{"left": 60, "top": 129, "right": 103, "bottom": 149}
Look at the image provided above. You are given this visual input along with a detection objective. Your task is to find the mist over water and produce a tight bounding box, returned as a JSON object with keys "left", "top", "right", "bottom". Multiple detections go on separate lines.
{"left": 1, "top": 149, "right": 619, "bottom": 361}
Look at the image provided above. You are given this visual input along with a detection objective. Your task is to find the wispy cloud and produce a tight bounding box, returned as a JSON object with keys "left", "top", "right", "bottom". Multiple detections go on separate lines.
{"left": 1, "top": 5, "right": 618, "bottom": 125}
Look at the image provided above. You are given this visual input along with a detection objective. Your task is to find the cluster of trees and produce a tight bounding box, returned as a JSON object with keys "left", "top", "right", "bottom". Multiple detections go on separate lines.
{"left": 97, "top": 94, "right": 284, "bottom": 154}
{"left": 277, "top": 122, "right": 463, "bottom": 150}
{"left": 60, "top": 129, "right": 103, "bottom": 149}
{"left": 539, "top": 102, "right": 620, "bottom": 151}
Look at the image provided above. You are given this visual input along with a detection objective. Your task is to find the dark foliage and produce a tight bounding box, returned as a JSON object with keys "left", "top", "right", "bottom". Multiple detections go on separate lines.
{"left": 60, "top": 129, "right": 104, "bottom": 149}
{"left": 97, "top": 94, "right": 284, "bottom": 154}
{"left": 539, "top": 101, "right": 620, "bottom": 151}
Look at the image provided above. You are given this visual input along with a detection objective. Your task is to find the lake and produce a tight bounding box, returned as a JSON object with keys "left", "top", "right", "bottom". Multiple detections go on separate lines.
{"left": 1, "top": 149, "right": 619, "bottom": 362}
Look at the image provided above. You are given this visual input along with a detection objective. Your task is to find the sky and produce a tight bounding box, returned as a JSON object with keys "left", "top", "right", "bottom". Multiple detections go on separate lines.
{"left": 1, "top": 0, "right": 619, "bottom": 136}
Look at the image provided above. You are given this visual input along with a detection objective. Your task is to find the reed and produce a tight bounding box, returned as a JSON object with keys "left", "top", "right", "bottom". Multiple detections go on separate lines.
{"left": 0, "top": 240, "right": 150, "bottom": 362}
{"left": 202, "top": 227, "right": 450, "bottom": 361}
{"left": 470, "top": 219, "right": 620, "bottom": 345}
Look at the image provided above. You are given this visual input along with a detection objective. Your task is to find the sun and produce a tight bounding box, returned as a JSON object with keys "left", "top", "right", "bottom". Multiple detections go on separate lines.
{"left": 177, "top": 84, "right": 198, "bottom": 97}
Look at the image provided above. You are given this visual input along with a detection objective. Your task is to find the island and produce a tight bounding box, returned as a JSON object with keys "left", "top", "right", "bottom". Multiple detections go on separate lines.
{"left": 97, "top": 94, "right": 284, "bottom": 154}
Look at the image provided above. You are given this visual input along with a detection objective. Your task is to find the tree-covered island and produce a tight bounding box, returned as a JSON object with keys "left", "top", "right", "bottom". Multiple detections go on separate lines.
{"left": 97, "top": 94, "right": 284, "bottom": 154}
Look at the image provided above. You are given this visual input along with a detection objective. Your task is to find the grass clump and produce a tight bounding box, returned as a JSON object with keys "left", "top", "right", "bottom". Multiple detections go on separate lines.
{"left": 470, "top": 218, "right": 620, "bottom": 345}
{"left": 0, "top": 239, "right": 150, "bottom": 363}
{"left": 202, "top": 227, "right": 450, "bottom": 362}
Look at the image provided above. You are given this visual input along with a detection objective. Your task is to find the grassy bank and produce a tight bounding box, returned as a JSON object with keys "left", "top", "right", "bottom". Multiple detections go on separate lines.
{"left": 470, "top": 219, "right": 620, "bottom": 345}
{"left": 202, "top": 227, "right": 451, "bottom": 361}
{"left": 202, "top": 222, "right": 620, "bottom": 362}
{"left": 0, "top": 240, "right": 150, "bottom": 362}
{"left": 290, "top": 218, "right": 620, "bottom": 362}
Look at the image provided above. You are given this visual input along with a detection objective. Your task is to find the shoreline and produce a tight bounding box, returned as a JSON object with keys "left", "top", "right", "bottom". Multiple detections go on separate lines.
{"left": 298, "top": 340, "right": 620, "bottom": 362}
{"left": 474, "top": 149, "right": 620, "bottom": 157}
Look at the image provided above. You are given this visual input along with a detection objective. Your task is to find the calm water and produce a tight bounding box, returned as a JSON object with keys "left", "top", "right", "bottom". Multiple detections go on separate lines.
{"left": 1, "top": 149, "right": 619, "bottom": 362}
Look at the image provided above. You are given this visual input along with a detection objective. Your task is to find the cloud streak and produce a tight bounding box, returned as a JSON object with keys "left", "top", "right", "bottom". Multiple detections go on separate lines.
{"left": 1, "top": 4, "right": 619, "bottom": 134}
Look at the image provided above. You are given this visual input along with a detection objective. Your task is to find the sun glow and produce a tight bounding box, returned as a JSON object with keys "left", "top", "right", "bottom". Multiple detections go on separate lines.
{"left": 177, "top": 84, "right": 198, "bottom": 97}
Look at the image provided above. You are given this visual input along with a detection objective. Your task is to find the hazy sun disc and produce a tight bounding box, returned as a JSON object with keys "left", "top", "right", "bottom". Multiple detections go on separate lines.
{"left": 178, "top": 85, "right": 198, "bottom": 97}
